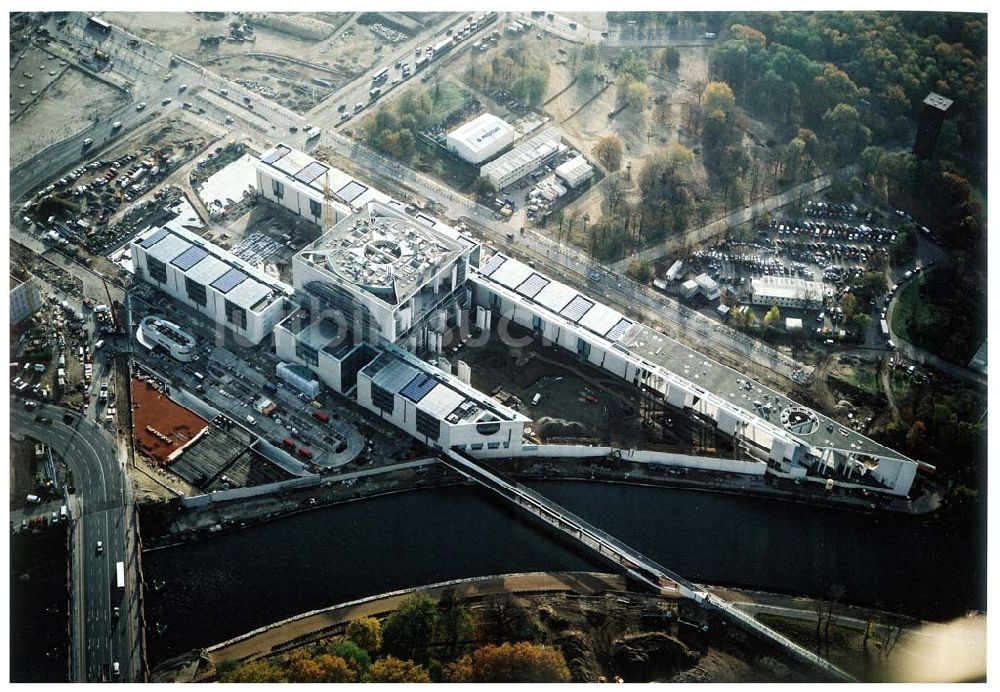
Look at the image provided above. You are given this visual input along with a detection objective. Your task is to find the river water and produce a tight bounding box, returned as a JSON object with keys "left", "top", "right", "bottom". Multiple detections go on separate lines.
{"left": 143, "top": 481, "right": 984, "bottom": 664}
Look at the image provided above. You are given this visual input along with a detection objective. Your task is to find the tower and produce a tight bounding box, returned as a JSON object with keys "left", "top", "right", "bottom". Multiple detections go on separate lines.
{"left": 912, "top": 92, "right": 953, "bottom": 160}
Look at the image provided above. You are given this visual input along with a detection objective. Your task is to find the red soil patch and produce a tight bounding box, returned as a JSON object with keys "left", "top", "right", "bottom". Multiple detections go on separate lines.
{"left": 130, "top": 377, "right": 208, "bottom": 464}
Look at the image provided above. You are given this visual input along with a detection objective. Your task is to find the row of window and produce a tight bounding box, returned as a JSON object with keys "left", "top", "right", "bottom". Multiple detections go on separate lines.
{"left": 456, "top": 441, "right": 509, "bottom": 451}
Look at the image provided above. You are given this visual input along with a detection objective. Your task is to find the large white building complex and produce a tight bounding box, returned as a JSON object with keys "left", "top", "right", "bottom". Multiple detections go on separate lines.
{"left": 445, "top": 113, "right": 516, "bottom": 164}
{"left": 130, "top": 219, "right": 294, "bottom": 345}
{"left": 128, "top": 143, "right": 927, "bottom": 498}
{"left": 10, "top": 274, "right": 43, "bottom": 325}
{"left": 136, "top": 316, "right": 197, "bottom": 361}
{"left": 481, "top": 128, "right": 564, "bottom": 190}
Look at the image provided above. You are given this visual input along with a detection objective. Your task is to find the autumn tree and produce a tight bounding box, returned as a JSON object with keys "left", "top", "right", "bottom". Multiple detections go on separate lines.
{"left": 382, "top": 593, "right": 439, "bottom": 662}
{"left": 365, "top": 656, "right": 431, "bottom": 683}
{"left": 621, "top": 79, "right": 651, "bottom": 110}
{"left": 219, "top": 659, "right": 286, "bottom": 683}
{"left": 576, "top": 59, "right": 599, "bottom": 89}
{"left": 435, "top": 590, "right": 475, "bottom": 659}
{"left": 346, "top": 616, "right": 383, "bottom": 655}
{"left": 763, "top": 304, "right": 781, "bottom": 331}
{"left": 592, "top": 135, "right": 624, "bottom": 172}
{"left": 447, "top": 642, "right": 571, "bottom": 683}
{"left": 906, "top": 420, "right": 928, "bottom": 450}
{"left": 287, "top": 650, "right": 325, "bottom": 683}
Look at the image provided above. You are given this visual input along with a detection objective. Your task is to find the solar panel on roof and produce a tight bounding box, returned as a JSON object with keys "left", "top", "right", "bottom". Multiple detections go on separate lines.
{"left": 171, "top": 245, "right": 209, "bottom": 271}
{"left": 605, "top": 318, "right": 632, "bottom": 342}
{"left": 294, "top": 161, "right": 329, "bottom": 185}
{"left": 479, "top": 254, "right": 507, "bottom": 277}
{"left": 139, "top": 228, "right": 169, "bottom": 248}
{"left": 399, "top": 373, "right": 437, "bottom": 403}
{"left": 261, "top": 144, "right": 291, "bottom": 164}
{"left": 211, "top": 267, "right": 248, "bottom": 294}
{"left": 337, "top": 180, "right": 368, "bottom": 203}
{"left": 516, "top": 273, "right": 549, "bottom": 298}
{"left": 561, "top": 295, "right": 594, "bottom": 322}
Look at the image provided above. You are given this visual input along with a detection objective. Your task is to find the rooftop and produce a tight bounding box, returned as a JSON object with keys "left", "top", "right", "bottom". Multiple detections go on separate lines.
{"left": 362, "top": 346, "right": 528, "bottom": 425}
{"left": 257, "top": 143, "right": 392, "bottom": 209}
{"left": 751, "top": 275, "right": 825, "bottom": 300}
{"left": 298, "top": 203, "right": 467, "bottom": 306}
{"left": 555, "top": 155, "right": 593, "bottom": 179}
{"left": 923, "top": 91, "right": 954, "bottom": 112}
{"left": 133, "top": 220, "right": 292, "bottom": 311}
{"left": 481, "top": 128, "right": 562, "bottom": 181}
{"left": 447, "top": 113, "right": 515, "bottom": 154}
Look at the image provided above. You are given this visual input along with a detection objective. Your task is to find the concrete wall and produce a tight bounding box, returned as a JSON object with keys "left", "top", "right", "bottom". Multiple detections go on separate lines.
{"left": 180, "top": 474, "right": 320, "bottom": 507}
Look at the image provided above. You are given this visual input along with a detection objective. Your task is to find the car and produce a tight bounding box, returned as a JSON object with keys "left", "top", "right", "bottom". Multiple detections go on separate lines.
{"left": 161, "top": 97, "right": 172, "bottom": 105}
{"left": 21, "top": 519, "right": 28, "bottom": 530}
{"left": 113, "top": 662, "right": 120, "bottom": 677}
{"left": 96, "top": 541, "right": 103, "bottom": 554}
{"left": 178, "top": 84, "right": 188, "bottom": 91}
{"left": 82, "top": 138, "right": 93, "bottom": 147}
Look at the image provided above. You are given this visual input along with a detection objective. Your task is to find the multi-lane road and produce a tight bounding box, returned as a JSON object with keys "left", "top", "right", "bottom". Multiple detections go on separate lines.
{"left": 11, "top": 403, "right": 140, "bottom": 682}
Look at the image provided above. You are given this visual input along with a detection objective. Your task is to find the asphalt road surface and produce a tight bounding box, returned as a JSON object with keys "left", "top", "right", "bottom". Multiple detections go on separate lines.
{"left": 11, "top": 403, "right": 140, "bottom": 682}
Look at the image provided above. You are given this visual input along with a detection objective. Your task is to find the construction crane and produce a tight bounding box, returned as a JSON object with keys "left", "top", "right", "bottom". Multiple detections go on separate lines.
{"left": 102, "top": 277, "right": 121, "bottom": 334}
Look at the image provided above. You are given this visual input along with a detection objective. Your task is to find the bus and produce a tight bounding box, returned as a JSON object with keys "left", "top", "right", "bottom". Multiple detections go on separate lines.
{"left": 88, "top": 16, "right": 112, "bottom": 35}
{"left": 116, "top": 561, "right": 125, "bottom": 592}
{"left": 372, "top": 68, "right": 389, "bottom": 84}
{"left": 880, "top": 319, "right": 889, "bottom": 337}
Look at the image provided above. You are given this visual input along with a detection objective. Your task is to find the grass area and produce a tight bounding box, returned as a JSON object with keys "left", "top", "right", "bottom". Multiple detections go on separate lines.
{"left": 833, "top": 362, "right": 881, "bottom": 397}
{"left": 426, "top": 80, "right": 470, "bottom": 123}
{"left": 413, "top": 141, "right": 479, "bottom": 190}
{"left": 889, "top": 273, "right": 925, "bottom": 344}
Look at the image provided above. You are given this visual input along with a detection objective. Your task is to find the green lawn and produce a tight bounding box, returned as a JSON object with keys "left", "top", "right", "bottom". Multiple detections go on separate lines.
{"left": 427, "top": 80, "right": 470, "bottom": 123}
{"left": 890, "top": 273, "right": 925, "bottom": 344}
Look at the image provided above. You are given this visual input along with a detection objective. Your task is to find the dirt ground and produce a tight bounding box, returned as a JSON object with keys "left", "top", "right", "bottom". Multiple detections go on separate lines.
{"left": 131, "top": 377, "right": 209, "bottom": 463}
{"left": 9, "top": 438, "right": 40, "bottom": 507}
{"left": 458, "top": 335, "right": 651, "bottom": 447}
{"left": 10, "top": 55, "right": 129, "bottom": 168}
{"left": 105, "top": 12, "right": 380, "bottom": 113}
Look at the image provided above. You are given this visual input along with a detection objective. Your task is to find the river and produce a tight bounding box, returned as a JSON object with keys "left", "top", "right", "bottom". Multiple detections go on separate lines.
{"left": 143, "top": 481, "right": 984, "bottom": 665}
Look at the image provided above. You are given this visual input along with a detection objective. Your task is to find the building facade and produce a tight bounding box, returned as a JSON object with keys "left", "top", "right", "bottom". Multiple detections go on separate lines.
{"left": 480, "top": 128, "right": 564, "bottom": 190}
{"left": 750, "top": 276, "right": 825, "bottom": 310}
{"left": 10, "top": 276, "right": 43, "bottom": 325}
{"left": 130, "top": 220, "right": 294, "bottom": 345}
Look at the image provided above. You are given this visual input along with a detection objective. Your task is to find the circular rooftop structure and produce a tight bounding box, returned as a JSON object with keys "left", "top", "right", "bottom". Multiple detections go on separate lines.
{"left": 780, "top": 406, "right": 819, "bottom": 435}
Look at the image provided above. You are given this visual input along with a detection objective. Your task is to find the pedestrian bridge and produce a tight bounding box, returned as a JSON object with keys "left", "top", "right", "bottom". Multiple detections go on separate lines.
{"left": 441, "top": 449, "right": 856, "bottom": 682}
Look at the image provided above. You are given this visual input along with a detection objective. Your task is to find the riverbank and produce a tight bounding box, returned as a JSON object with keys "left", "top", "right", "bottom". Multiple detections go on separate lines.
{"left": 155, "top": 571, "right": 953, "bottom": 684}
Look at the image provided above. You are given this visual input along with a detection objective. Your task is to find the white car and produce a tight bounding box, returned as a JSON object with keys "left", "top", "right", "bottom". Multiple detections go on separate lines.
{"left": 82, "top": 138, "right": 93, "bottom": 147}
{"left": 135, "top": 102, "right": 146, "bottom": 111}
{"left": 161, "top": 97, "right": 172, "bottom": 106}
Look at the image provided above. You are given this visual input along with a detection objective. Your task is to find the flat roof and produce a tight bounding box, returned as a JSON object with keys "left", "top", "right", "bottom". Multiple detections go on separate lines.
{"left": 297, "top": 202, "right": 466, "bottom": 306}
{"left": 447, "top": 113, "right": 515, "bottom": 153}
{"left": 481, "top": 128, "right": 562, "bottom": 181}
{"left": 555, "top": 155, "right": 593, "bottom": 179}
{"left": 751, "top": 275, "right": 825, "bottom": 300}
{"left": 256, "top": 143, "right": 391, "bottom": 210}
{"left": 923, "top": 92, "right": 954, "bottom": 112}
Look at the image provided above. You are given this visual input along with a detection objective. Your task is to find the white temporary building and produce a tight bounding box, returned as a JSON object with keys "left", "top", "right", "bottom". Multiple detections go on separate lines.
{"left": 445, "top": 113, "right": 516, "bottom": 164}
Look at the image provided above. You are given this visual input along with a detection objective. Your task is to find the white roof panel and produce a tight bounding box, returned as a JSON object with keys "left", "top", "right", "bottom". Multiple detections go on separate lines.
{"left": 419, "top": 383, "right": 467, "bottom": 419}
{"left": 489, "top": 256, "right": 534, "bottom": 290}
{"left": 185, "top": 255, "right": 229, "bottom": 284}
{"left": 145, "top": 234, "right": 190, "bottom": 262}
{"left": 226, "top": 278, "right": 271, "bottom": 310}
{"left": 534, "top": 281, "right": 577, "bottom": 313}
{"left": 578, "top": 301, "right": 623, "bottom": 336}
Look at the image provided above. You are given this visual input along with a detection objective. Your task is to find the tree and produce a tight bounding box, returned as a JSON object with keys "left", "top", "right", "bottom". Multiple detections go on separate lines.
{"left": 576, "top": 60, "right": 598, "bottom": 89}
{"left": 287, "top": 651, "right": 325, "bottom": 683}
{"left": 472, "top": 176, "right": 496, "bottom": 204}
{"left": 382, "top": 593, "right": 439, "bottom": 662}
{"left": 327, "top": 640, "right": 371, "bottom": 678}
{"left": 622, "top": 79, "right": 651, "bottom": 110}
{"left": 839, "top": 292, "right": 858, "bottom": 322}
{"left": 660, "top": 45, "right": 680, "bottom": 72}
{"left": 602, "top": 173, "right": 626, "bottom": 215}
{"left": 314, "top": 654, "right": 355, "bottom": 682}
{"left": 906, "top": 420, "right": 928, "bottom": 450}
{"left": 435, "top": 590, "right": 475, "bottom": 659}
{"left": 701, "top": 81, "right": 736, "bottom": 117}
{"left": 447, "top": 642, "right": 571, "bottom": 683}
{"left": 592, "top": 135, "right": 624, "bottom": 172}
{"left": 219, "top": 659, "right": 286, "bottom": 683}
{"left": 480, "top": 591, "right": 540, "bottom": 643}
{"left": 346, "top": 616, "right": 382, "bottom": 655}
{"left": 366, "top": 656, "right": 431, "bottom": 683}
{"left": 821, "top": 103, "right": 871, "bottom": 161}
{"left": 626, "top": 260, "right": 653, "bottom": 283}
{"left": 763, "top": 304, "right": 781, "bottom": 331}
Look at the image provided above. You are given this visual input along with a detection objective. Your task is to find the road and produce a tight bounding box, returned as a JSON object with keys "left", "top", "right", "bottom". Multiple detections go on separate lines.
{"left": 11, "top": 404, "right": 141, "bottom": 682}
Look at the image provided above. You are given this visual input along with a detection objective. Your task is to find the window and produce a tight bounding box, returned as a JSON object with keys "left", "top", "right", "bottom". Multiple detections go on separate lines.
{"left": 185, "top": 277, "right": 207, "bottom": 306}
{"left": 147, "top": 257, "right": 167, "bottom": 283}
{"left": 224, "top": 300, "right": 247, "bottom": 329}
{"left": 416, "top": 409, "right": 440, "bottom": 441}
{"left": 577, "top": 337, "right": 591, "bottom": 357}
{"left": 487, "top": 441, "right": 500, "bottom": 449}
{"left": 272, "top": 179, "right": 284, "bottom": 199}
{"left": 502, "top": 441, "right": 510, "bottom": 448}
{"left": 371, "top": 384, "right": 394, "bottom": 414}
{"left": 309, "top": 198, "right": 322, "bottom": 218}
{"left": 476, "top": 421, "right": 501, "bottom": 436}
{"left": 471, "top": 443, "right": 483, "bottom": 451}
{"left": 532, "top": 315, "right": 543, "bottom": 331}
{"left": 296, "top": 342, "right": 318, "bottom": 366}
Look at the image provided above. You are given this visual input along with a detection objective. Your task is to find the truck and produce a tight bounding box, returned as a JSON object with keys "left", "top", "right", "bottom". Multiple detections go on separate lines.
{"left": 263, "top": 382, "right": 278, "bottom": 394}
{"left": 369, "top": 87, "right": 381, "bottom": 101}
{"left": 298, "top": 447, "right": 313, "bottom": 459}
{"left": 880, "top": 319, "right": 889, "bottom": 338}
{"left": 312, "top": 410, "right": 330, "bottom": 424}
{"left": 305, "top": 126, "right": 322, "bottom": 139}
{"left": 116, "top": 561, "right": 125, "bottom": 591}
